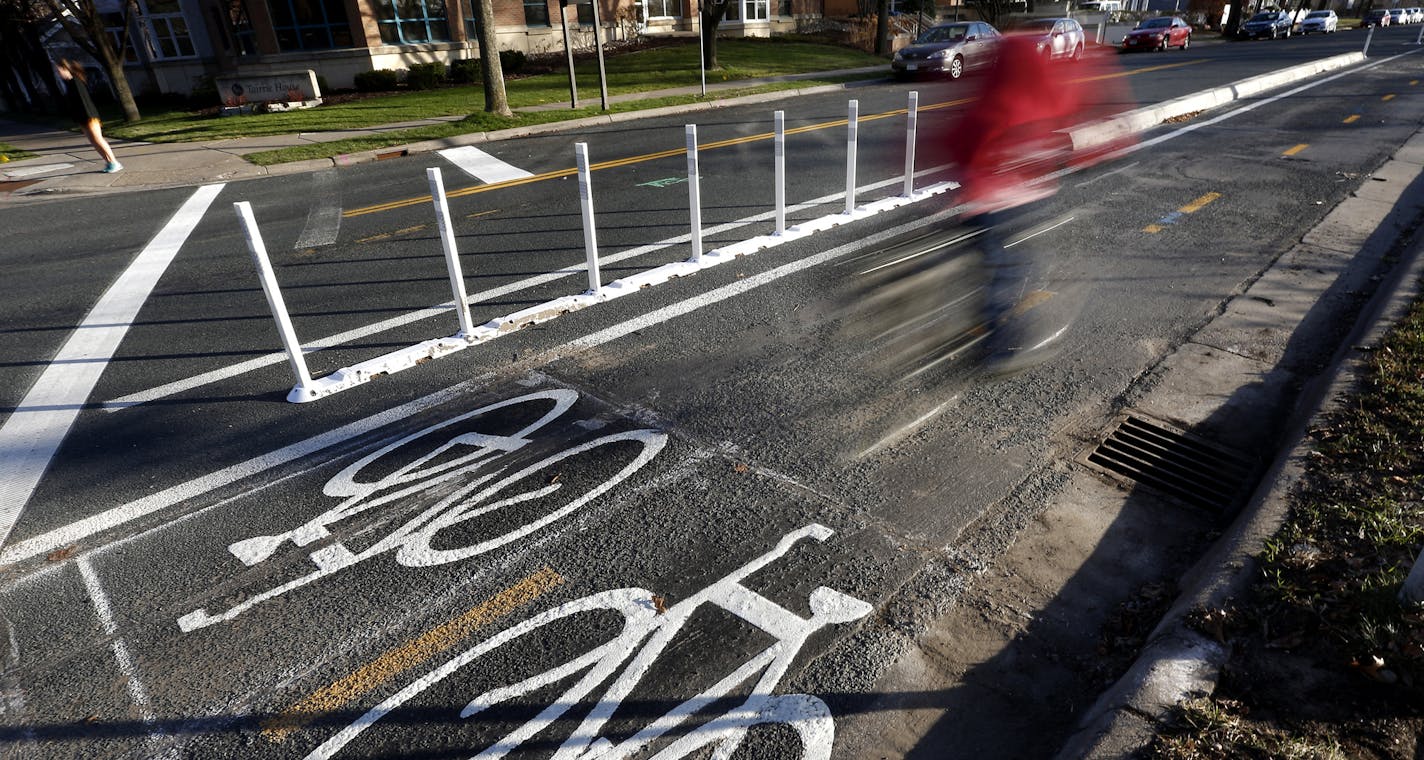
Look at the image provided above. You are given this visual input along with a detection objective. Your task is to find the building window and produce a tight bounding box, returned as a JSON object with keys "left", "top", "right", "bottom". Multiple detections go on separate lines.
{"left": 524, "top": 0, "right": 550, "bottom": 26}
{"left": 779, "top": 0, "right": 791, "bottom": 16}
{"left": 140, "top": 0, "right": 197, "bottom": 58}
{"left": 102, "top": 13, "right": 143, "bottom": 62}
{"left": 268, "top": 0, "right": 353, "bottom": 50}
{"left": 639, "top": 0, "right": 679, "bottom": 18}
{"left": 376, "top": 0, "right": 450, "bottom": 43}
{"left": 576, "top": 0, "right": 594, "bottom": 25}
{"left": 723, "top": 0, "right": 765, "bottom": 20}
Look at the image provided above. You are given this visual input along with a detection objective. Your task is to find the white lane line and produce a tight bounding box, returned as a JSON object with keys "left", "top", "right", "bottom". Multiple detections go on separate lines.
{"left": 3, "top": 164, "right": 74, "bottom": 178}
{"left": 77, "top": 556, "right": 159, "bottom": 725}
{"left": 294, "top": 169, "right": 342, "bottom": 249}
{"left": 437, "top": 146, "right": 535, "bottom": 184}
{"left": 0, "top": 205, "right": 960, "bottom": 570}
{"left": 0, "top": 184, "right": 225, "bottom": 553}
{"left": 102, "top": 168, "right": 951, "bottom": 411}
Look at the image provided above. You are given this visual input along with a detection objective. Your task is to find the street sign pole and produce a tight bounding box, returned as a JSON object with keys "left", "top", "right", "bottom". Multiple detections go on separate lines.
{"left": 590, "top": 0, "right": 610, "bottom": 110}
{"left": 559, "top": 0, "right": 579, "bottom": 108}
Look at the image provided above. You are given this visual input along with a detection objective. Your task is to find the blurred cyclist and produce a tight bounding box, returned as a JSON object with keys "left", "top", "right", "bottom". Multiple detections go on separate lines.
{"left": 941, "top": 31, "right": 1131, "bottom": 374}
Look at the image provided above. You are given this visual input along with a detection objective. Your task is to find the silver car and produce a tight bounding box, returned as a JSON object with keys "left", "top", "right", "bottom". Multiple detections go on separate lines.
{"left": 892, "top": 22, "right": 1003, "bottom": 80}
{"left": 1019, "top": 17, "right": 1087, "bottom": 61}
{"left": 1299, "top": 9, "right": 1338, "bottom": 33}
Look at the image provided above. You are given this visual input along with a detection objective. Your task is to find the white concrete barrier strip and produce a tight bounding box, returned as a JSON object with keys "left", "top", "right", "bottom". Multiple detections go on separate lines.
{"left": 292, "top": 180, "right": 958, "bottom": 402}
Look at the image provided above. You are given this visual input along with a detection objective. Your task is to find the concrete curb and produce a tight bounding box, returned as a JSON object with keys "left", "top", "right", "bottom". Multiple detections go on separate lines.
{"left": 1055, "top": 129, "right": 1424, "bottom": 760}
{"left": 321, "top": 50, "right": 1369, "bottom": 170}
{"left": 317, "top": 79, "right": 882, "bottom": 169}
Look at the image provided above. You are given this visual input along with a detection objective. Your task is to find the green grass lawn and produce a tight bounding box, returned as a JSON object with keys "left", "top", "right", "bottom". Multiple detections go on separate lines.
{"left": 0, "top": 141, "right": 36, "bottom": 162}
{"left": 105, "top": 39, "right": 883, "bottom": 146}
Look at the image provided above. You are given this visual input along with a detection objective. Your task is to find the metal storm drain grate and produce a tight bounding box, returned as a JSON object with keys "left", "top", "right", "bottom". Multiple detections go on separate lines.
{"left": 1081, "top": 414, "right": 1253, "bottom": 513}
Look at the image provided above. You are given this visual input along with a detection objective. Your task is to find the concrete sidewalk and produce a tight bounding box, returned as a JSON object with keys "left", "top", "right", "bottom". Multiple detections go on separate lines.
{"left": 0, "top": 65, "right": 884, "bottom": 201}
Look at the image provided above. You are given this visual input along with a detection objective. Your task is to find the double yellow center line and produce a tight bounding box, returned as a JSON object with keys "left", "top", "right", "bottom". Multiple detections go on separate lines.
{"left": 343, "top": 59, "right": 1206, "bottom": 220}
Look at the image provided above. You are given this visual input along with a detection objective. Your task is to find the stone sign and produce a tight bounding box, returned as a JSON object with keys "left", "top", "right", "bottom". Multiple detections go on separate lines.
{"left": 216, "top": 70, "right": 322, "bottom": 114}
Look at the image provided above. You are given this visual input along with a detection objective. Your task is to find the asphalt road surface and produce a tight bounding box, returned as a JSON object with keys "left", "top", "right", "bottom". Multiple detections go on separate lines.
{"left": 3, "top": 28, "right": 1424, "bottom": 759}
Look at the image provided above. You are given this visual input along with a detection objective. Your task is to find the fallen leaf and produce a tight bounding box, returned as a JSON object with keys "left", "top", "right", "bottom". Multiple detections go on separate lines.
{"left": 46, "top": 546, "right": 76, "bottom": 562}
{"left": 1351, "top": 655, "right": 1399, "bottom": 684}
{"left": 733, "top": 463, "right": 750, "bottom": 474}
{"left": 652, "top": 595, "right": 668, "bottom": 614}
{"left": 547, "top": 472, "right": 562, "bottom": 485}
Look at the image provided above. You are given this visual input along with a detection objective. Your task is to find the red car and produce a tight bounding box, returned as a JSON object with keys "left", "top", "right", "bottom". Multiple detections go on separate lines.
{"left": 1120, "top": 16, "right": 1193, "bottom": 51}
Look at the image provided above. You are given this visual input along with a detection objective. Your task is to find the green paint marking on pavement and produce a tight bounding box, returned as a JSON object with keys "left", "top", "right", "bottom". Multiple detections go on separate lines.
{"left": 638, "top": 177, "right": 689, "bottom": 188}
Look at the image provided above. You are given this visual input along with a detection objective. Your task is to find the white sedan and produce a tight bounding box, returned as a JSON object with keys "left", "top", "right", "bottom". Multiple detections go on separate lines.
{"left": 1299, "top": 9, "right": 1338, "bottom": 33}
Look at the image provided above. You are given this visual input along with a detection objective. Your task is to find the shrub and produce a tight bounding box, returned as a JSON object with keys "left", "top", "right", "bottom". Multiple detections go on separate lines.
{"left": 406, "top": 62, "right": 447, "bottom": 90}
{"left": 315, "top": 74, "right": 331, "bottom": 95}
{"left": 188, "top": 75, "right": 219, "bottom": 108}
{"left": 499, "top": 49, "right": 527, "bottom": 74}
{"left": 354, "top": 68, "right": 400, "bottom": 92}
{"left": 451, "top": 58, "right": 482, "bottom": 83}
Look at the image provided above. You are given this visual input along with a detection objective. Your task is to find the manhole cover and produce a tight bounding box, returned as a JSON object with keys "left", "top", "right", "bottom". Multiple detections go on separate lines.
{"left": 1080, "top": 414, "right": 1253, "bottom": 513}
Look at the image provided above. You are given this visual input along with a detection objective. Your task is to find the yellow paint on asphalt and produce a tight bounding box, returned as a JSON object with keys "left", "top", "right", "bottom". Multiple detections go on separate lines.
{"left": 1412, "top": 80, "right": 1420, "bottom": 86}
{"left": 1143, "top": 191, "right": 1220, "bottom": 234}
{"left": 261, "top": 566, "right": 565, "bottom": 742}
{"left": 1179, "top": 191, "right": 1221, "bottom": 214}
{"left": 1282, "top": 143, "right": 1309, "bottom": 157}
{"left": 1383, "top": 93, "right": 1397, "bottom": 102}
{"left": 355, "top": 232, "right": 391, "bottom": 243}
{"left": 466, "top": 208, "right": 501, "bottom": 219}
{"left": 394, "top": 225, "right": 426, "bottom": 235}
{"left": 1343, "top": 114, "right": 1361, "bottom": 124}
{"left": 343, "top": 59, "right": 1205, "bottom": 220}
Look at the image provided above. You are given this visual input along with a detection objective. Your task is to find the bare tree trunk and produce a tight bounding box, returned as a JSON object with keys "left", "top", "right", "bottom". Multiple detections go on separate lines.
{"left": 874, "top": 0, "right": 889, "bottom": 55}
{"left": 702, "top": 0, "right": 730, "bottom": 70}
{"left": 43, "top": 0, "right": 143, "bottom": 122}
{"left": 473, "top": 0, "right": 512, "bottom": 116}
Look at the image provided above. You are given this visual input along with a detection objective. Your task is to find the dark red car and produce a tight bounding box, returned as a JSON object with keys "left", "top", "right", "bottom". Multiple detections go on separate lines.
{"left": 1120, "top": 16, "right": 1192, "bottom": 51}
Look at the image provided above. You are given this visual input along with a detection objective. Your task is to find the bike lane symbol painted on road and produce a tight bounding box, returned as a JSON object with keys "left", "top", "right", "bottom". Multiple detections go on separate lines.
{"left": 178, "top": 388, "right": 668, "bottom": 632}
{"left": 306, "top": 523, "right": 873, "bottom": 760}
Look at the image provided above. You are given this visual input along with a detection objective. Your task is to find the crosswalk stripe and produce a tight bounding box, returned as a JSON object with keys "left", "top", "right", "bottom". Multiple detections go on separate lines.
{"left": 437, "top": 146, "right": 534, "bottom": 183}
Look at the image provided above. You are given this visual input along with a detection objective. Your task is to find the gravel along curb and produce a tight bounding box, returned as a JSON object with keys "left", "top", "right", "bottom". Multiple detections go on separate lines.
{"left": 1056, "top": 128, "right": 1424, "bottom": 760}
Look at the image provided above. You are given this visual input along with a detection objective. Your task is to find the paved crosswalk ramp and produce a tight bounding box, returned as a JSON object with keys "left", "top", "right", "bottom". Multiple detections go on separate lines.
{"left": 437, "top": 146, "right": 533, "bottom": 183}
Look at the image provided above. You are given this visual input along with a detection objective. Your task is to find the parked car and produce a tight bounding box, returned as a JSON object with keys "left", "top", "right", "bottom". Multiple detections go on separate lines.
{"left": 1299, "top": 9, "right": 1338, "bottom": 33}
{"left": 1019, "top": 17, "right": 1087, "bottom": 61}
{"left": 1363, "top": 8, "right": 1391, "bottom": 25}
{"left": 1389, "top": 8, "right": 1407, "bottom": 24}
{"left": 1121, "top": 15, "right": 1193, "bottom": 51}
{"left": 1413, "top": 7, "right": 1424, "bottom": 22}
{"left": 1239, "top": 10, "right": 1294, "bottom": 38}
{"left": 891, "top": 22, "right": 1002, "bottom": 80}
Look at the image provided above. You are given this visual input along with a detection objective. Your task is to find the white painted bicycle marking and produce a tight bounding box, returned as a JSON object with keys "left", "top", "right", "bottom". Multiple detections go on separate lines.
{"left": 438, "top": 146, "right": 535, "bottom": 184}
{"left": 307, "top": 523, "right": 872, "bottom": 760}
{"left": 177, "top": 389, "right": 667, "bottom": 631}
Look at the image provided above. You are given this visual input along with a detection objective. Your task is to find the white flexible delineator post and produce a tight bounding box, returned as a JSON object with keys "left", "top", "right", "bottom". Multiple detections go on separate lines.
{"left": 845, "top": 99, "right": 859, "bottom": 215}
{"left": 234, "top": 201, "right": 316, "bottom": 403}
{"left": 426, "top": 168, "right": 475, "bottom": 338}
{"left": 575, "top": 143, "right": 602, "bottom": 293}
{"left": 687, "top": 125, "right": 703, "bottom": 264}
{"left": 774, "top": 110, "right": 786, "bottom": 236}
{"left": 1364, "top": 25, "right": 1375, "bottom": 56}
{"left": 903, "top": 92, "right": 919, "bottom": 198}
